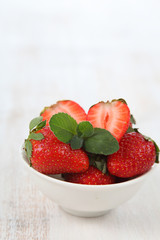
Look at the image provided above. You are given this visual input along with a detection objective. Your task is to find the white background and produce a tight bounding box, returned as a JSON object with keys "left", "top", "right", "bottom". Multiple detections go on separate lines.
{"left": 0, "top": 0, "right": 160, "bottom": 239}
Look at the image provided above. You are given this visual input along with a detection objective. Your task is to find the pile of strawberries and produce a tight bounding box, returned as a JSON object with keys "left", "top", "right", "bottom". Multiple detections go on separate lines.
{"left": 24, "top": 99, "right": 159, "bottom": 185}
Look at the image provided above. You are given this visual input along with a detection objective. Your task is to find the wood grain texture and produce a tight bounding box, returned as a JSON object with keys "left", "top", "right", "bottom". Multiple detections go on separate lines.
{"left": 0, "top": 0, "right": 160, "bottom": 239}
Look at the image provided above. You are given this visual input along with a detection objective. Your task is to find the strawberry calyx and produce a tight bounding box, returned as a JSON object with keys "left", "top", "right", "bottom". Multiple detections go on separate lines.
{"left": 25, "top": 116, "right": 46, "bottom": 166}
{"left": 112, "top": 98, "right": 127, "bottom": 105}
{"left": 130, "top": 114, "right": 136, "bottom": 125}
{"left": 88, "top": 153, "right": 107, "bottom": 174}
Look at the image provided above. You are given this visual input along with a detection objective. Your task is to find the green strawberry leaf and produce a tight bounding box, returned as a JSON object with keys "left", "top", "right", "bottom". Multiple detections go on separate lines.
{"left": 84, "top": 128, "right": 119, "bottom": 155}
{"left": 25, "top": 139, "right": 32, "bottom": 166}
{"left": 29, "top": 132, "right": 44, "bottom": 140}
{"left": 29, "top": 116, "right": 43, "bottom": 131}
{"left": 88, "top": 153, "right": 97, "bottom": 167}
{"left": 126, "top": 127, "right": 139, "bottom": 133}
{"left": 70, "top": 135, "right": 83, "bottom": 150}
{"left": 88, "top": 154, "right": 107, "bottom": 174}
{"left": 49, "top": 113, "right": 78, "bottom": 143}
{"left": 113, "top": 98, "right": 127, "bottom": 105}
{"left": 154, "top": 142, "right": 160, "bottom": 163}
{"left": 77, "top": 121, "right": 94, "bottom": 138}
{"left": 95, "top": 158, "right": 107, "bottom": 174}
{"left": 130, "top": 114, "right": 136, "bottom": 124}
{"left": 35, "top": 120, "right": 46, "bottom": 131}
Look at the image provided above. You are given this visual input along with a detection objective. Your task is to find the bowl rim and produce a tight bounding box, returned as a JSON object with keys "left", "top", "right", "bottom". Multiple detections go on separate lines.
{"left": 21, "top": 146, "right": 158, "bottom": 189}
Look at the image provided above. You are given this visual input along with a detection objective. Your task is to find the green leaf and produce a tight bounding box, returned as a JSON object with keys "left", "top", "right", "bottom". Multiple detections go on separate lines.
{"left": 77, "top": 121, "right": 94, "bottom": 138}
{"left": 25, "top": 139, "right": 32, "bottom": 166}
{"left": 126, "top": 127, "right": 138, "bottom": 133}
{"left": 84, "top": 128, "right": 119, "bottom": 155}
{"left": 126, "top": 127, "right": 134, "bottom": 133}
{"left": 29, "top": 116, "right": 43, "bottom": 131}
{"left": 113, "top": 98, "right": 127, "bottom": 105}
{"left": 36, "top": 120, "right": 46, "bottom": 131}
{"left": 88, "top": 153, "right": 97, "bottom": 167}
{"left": 29, "top": 132, "right": 44, "bottom": 140}
{"left": 49, "top": 113, "right": 78, "bottom": 143}
{"left": 154, "top": 142, "right": 159, "bottom": 163}
{"left": 130, "top": 114, "right": 136, "bottom": 124}
{"left": 95, "top": 159, "right": 106, "bottom": 174}
{"left": 88, "top": 154, "right": 107, "bottom": 174}
{"left": 70, "top": 135, "right": 83, "bottom": 150}
{"left": 97, "top": 161, "right": 106, "bottom": 174}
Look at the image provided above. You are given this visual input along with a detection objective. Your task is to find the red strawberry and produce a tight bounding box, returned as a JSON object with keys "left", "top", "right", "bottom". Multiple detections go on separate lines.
{"left": 87, "top": 99, "right": 130, "bottom": 142}
{"left": 107, "top": 132, "right": 156, "bottom": 178}
{"left": 63, "top": 166, "right": 116, "bottom": 185}
{"left": 41, "top": 100, "right": 87, "bottom": 125}
{"left": 29, "top": 126, "right": 89, "bottom": 174}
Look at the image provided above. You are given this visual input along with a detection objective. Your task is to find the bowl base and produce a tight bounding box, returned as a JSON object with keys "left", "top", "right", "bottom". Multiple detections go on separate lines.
{"left": 60, "top": 206, "right": 110, "bottom": 218}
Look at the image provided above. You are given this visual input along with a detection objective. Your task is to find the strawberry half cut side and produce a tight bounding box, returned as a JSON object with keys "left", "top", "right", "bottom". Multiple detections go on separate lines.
{"left": 41, "top": 100, "right": 87, "bottom": 125}
{"left": 87, "top": 99, "right": 130, "bottom": 142}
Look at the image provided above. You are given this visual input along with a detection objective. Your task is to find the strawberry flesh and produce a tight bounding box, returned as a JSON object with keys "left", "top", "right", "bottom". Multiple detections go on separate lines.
{"left": 87, "top": 100, "right": 130, "bottom": 142}
{"left": 63, "top": 166, "right": 116, "bottom": 185}
{"left": 41, "top": 100, "right": 87, "bottom": 125}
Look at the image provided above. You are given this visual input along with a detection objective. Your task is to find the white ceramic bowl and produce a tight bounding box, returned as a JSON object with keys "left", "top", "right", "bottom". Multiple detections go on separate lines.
{"left": 21, "top": 149, "right": 157, "bottom": 217}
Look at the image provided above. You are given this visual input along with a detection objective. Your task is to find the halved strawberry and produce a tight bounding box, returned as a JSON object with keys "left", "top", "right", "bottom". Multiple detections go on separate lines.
{"left": 41, "top": 100, "right": 87, "bottom": 125}
{"left": 87, "top": 99, "right": 130, "bottom": 142}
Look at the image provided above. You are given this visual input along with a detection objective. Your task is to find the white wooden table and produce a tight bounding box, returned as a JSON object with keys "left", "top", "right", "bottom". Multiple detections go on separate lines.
{"left": 0, "top": 0, "right": 160, "bottom": 239}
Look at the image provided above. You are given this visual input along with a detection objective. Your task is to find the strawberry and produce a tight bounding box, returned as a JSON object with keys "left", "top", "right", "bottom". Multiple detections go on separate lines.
{"left": 41, "top": 100, "right": 87, "bottom": 125}
{"left": 26, "top": 126, "right": 89, "bottom": 175}
{"left": 107, "top": 132, "right": 157, "bottom": 178}
{"left": 87, "top": 99, "right": 130, "bottom": 141}
{"left": 63, "top": 166, "right": 116, "bottom": 185}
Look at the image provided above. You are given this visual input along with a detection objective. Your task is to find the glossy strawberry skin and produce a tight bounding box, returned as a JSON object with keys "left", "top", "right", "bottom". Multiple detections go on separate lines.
{"left": 63, "top": 166, "right": 116, "bottom": 185}
{"left": 107, "top": 132, "right": 156, "bottom": 178}
{"left": 30, "top": 127, "right": 89, "bottom": 174}
{"left": 41, "top": 100, "right": 87, "bottom": 125}
{"left": 87, "top": 100, "right": 130, "bottom": 142}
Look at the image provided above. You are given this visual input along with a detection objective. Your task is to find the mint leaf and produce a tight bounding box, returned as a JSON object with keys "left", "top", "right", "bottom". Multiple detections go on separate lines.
{"left": 77, "top": 121, "right": 94, "bottom": 138}
{"left": 25, "top": 139, "right": 32, "bottom": 165}
{"left": 70, "top": 135, "right": 83, "bottom": 150}
{"left": 49, "top": 113, "right": 78, "bottom": 143}
{"left": 84, "top": 128, "right": 119, "bottom": 155}
{"left": 29, "top": 132, "right": 44, "bottom": 140}
{"left": 29, "top": 116, "right": 43, "bottom": 131}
